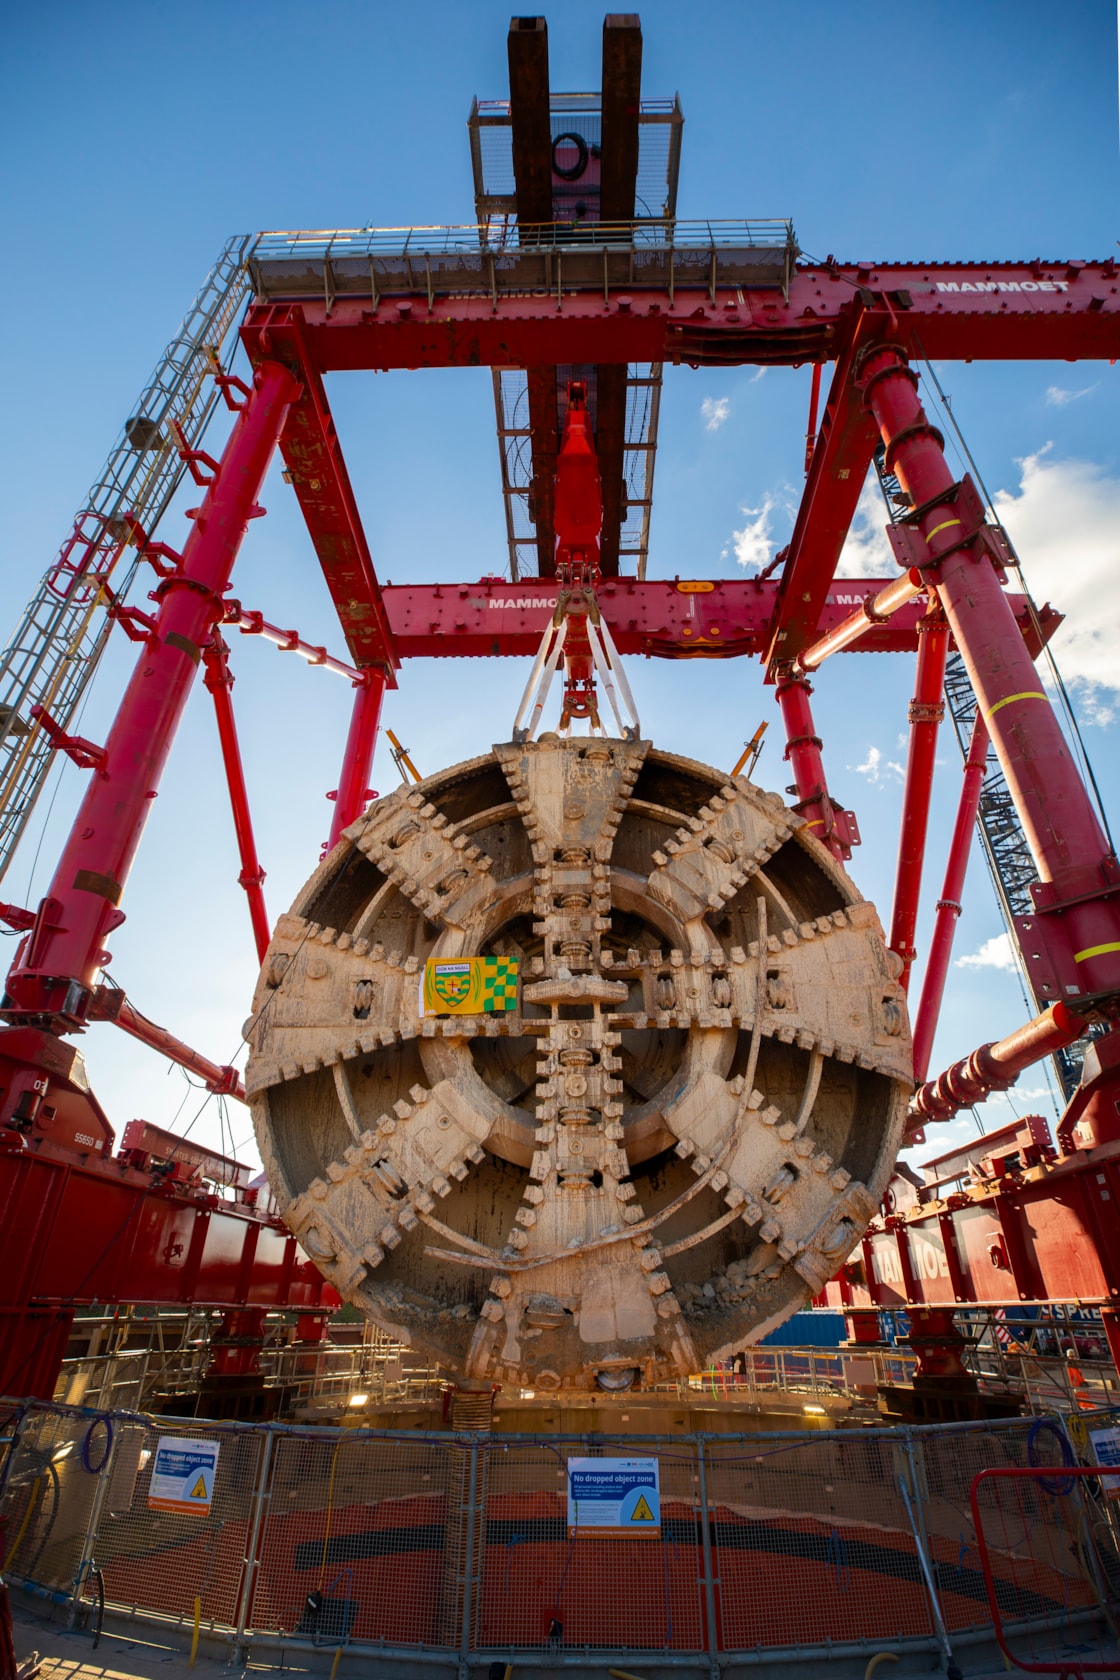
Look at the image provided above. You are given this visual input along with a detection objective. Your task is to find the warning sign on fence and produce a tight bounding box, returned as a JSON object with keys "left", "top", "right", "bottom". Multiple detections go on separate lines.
{"left": 567, "top": 1457, "right": 661, "bottom": 1537}
{"left": 148, "top": 1437, "right": 220, "bottom": 1515}
{"left": 1089, "top": 1426, "right": 1120, "bottom": 1499}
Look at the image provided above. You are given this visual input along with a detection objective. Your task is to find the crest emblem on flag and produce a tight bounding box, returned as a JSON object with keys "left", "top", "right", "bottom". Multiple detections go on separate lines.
{"left": 433, "top": 964, "right": 472, "bottom": 1004}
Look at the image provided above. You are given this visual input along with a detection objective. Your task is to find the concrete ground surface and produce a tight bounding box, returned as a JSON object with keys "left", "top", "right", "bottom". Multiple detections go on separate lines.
{"left": 5, "top": 1598, "right": 1086, "bottom": 1680}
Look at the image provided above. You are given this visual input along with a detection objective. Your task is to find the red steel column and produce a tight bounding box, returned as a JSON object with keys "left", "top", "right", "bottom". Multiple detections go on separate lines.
{"left": 912, "top": 711, "right": 990, "bottom": 1081}
{"left": 858, "top": 345, "right": 1120, "bottom": 999}
{"left": 328, "top": 670, "right": 386, "bottom": 848}
{"left": 6, "top": 360, "right": 300, "bottom": 1022}
{"left": 775, "top": 673, "right": 851, "bottom": 862}
{"left": 203, "top": 633, "right": 271, "bottom": 963}
{"left": 889, "top": 611, "right": 949, "bottom": 989}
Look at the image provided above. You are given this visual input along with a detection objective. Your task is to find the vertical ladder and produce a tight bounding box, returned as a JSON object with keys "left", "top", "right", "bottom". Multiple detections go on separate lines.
{"left": 0, "top": 235, "right": 253, "bottom": 882}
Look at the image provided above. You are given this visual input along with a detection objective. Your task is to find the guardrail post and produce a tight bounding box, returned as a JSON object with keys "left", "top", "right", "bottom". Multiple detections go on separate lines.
{"left": 693, "top": 1433, "right": 721, "bottom": 1677}
{"left": 899, "top": 1428, "right": 959, "bottom": 1677}
{"left": 457, "top": 1439, "right": 480, "bottom": 1678}
{"left": 234, "top": 1427, "right": 274, "bottom": 1659}
{"left": 0, "top": 1402, "right": 31, "bottom": 1506}
{"left": 68, "top": 1414, "right": 119, "bottom": 1628}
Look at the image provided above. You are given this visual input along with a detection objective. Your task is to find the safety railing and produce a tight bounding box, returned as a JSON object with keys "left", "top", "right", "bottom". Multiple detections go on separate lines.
{"left": 971, "top": 1464, "right": 1120, "bottom": 1672}
{"left": 52, "top": 1326, "right": 1120, "bottom": 1429}
{"left": 252, "top": 218, "right": 797, "bottom": 259}
{"left": 0, "top": 1399, "right": 1093, "bottom": 1674}
{"left": 248, "top": 218, "right": 799, "bottom": 310}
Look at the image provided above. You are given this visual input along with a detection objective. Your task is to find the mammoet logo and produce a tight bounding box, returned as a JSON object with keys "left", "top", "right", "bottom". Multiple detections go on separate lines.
{"left": 936, "top": 279, "right": 1069, "bottom": 294}
{"left": 488, "top": 596, "right": 558, "bottom": 610}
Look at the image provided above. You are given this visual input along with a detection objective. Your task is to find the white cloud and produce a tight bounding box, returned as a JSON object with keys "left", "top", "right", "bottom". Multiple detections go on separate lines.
{"left": 1045, "top": 382, "right": 1098, "bottom": 407}
{"left": 749, "top": 367, "right": 767, "bottom": 384}
{"left": 851, "top": 744, "right": 904, "bottom": 784}
{"left": 993, "top": 448, "right": 1120, "bottom": 724}
{"left": 701, "top": 396, "right": 730, "bottom": 432}
{"left": 731, "top": 494, "right": 776, "bottom": 570}
{"left": 955, "top": 932, "right": 1017, "bottom": 972}
{"left": 837, "top": 474, "right": 895, "bottom": 577}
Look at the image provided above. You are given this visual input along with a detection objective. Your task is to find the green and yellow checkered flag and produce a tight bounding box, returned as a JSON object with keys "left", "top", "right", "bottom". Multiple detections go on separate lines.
{"left": 422, "top": 956, "right": 520, "bottom": 1016}
{"left": 480, "top": 956, "right": 519, "bottom": 1011}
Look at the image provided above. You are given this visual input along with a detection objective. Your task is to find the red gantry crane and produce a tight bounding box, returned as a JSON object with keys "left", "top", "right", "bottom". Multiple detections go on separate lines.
{"left": 0, "top": 13, "right": 1118, "bottom": 1414}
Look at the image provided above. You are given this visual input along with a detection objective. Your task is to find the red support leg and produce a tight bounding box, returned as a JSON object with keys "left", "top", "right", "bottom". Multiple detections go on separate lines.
{"left": 774, "top": 672, "right": 857, "bottom": 862}
{"left": 203, "top": 633, "right": 271, "bottom": 964}
{"left": 5, "top": 359, "right": 301, "bottom": 1027}
{"left": 328, "top": 670, "right": 386, "bottom": 848}
{"left": 889, "top": 611, "right": 949, "bottom": 990}
{"left": 912, "top": 710, "right": 990, "bottom": 1081}
{"left": 857, "top": 345, "right": 1120, "bottom": 1003}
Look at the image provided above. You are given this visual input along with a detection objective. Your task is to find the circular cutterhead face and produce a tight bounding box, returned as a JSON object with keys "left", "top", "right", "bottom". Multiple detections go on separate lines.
{"left": 248, "top": 738, "right": 911, "bottom": 1392}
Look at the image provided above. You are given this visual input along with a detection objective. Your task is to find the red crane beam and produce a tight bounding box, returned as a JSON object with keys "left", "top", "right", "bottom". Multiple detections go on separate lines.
{"left": 241, "top": 261, "right": 1120, "bottom": 378}
{"left": 4, "top": 359, "right": 301, "bottom": 1030}
{"left": 857, "top": 343, "right": 1120, "bottom": 1005}
{"left": 888, "top": 610, "right": 950, "bottom": 988}
{"left": 765, "top": 330, "right": 881, "bottom": 669}
{"left": 0, "top": 1136, "right": 337, "bottom": 1399}
{"left": 271, "top": 311, "right": 398, "bottom": 674}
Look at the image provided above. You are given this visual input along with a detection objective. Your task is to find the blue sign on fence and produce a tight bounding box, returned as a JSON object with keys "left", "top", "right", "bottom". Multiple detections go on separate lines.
{"left": 566, "top": 1457, "right": 661, "bottom": 1537}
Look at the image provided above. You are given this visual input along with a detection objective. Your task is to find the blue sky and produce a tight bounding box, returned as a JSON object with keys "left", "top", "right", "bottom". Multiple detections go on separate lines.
{"left": 1, "top": 0, "right": 1117, "bottom": 1176}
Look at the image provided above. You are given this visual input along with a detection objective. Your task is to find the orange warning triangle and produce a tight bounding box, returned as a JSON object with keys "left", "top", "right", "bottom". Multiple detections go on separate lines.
{"left": 190, "top": 1475, "right": 208, "bottom": 1498}
{"left": 631, "top": 1493, "right": 654, "bottom": 1522}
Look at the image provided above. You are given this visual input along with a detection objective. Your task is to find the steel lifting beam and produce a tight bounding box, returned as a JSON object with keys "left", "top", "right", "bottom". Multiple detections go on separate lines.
{"left": 375, "top": 574, "right": 1053, "bottom": 661}
{"left": 507, "top": 17, "right": 553, "bottom": 226}
{"left": 856, "top": 343, "right": 1120, "bottom": 1006}
{"left": 508, "top": 17, "right": 561, "bottom": 577}
{"left": 3, "top": 360, "right": 301, "bottom": 1029}
{"left": 595, "top": 14, "right": 643, "bottom": 576}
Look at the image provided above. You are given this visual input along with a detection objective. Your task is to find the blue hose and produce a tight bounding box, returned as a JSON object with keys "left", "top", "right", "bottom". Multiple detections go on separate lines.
{"left": 80, "top": 1415, "right": 113, "bottom": 1475}
{"left": 1027, "top": 1416, "right": 1076, "bottom": 1496}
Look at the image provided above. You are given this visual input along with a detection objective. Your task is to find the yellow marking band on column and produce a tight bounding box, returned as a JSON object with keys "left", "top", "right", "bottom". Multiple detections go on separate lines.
{"left": 1074, "top": 941, "right": 1120, "bottom": 964}
{"left": 926, "top": 518, "right": 962, "bottom": 540}
{"left": 985, "top": 690, "right": 1047, "bottom": 719}
{"left": 805, "top": 819, "right": 824, "bottom": 828}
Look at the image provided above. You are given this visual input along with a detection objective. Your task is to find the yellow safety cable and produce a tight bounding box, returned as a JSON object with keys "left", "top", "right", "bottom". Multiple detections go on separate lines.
{"left": 318, "top": 1437, "right": 346, "bottom": 1591}
{"left": 5, "top": 1473, "right": 42, "bottom": 1565}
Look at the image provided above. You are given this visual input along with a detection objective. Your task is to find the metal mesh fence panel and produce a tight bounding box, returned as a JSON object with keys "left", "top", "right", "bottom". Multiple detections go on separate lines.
{"left": 915, "top": 1416, "right": 1052, "bottom": 1635}
{"left": 88, "top": 1418, "right": 262, "bottom": 1632}
{"left": 704, "top": 1430, "right": 935, "bottom": 1651}
{"left": 475, "top": 1437, "right": 706, "bottom": 1652}
{"left": 248, "top": 1429, "right": 463, "bottom": 1648}
{"left": 971, "top": 1466, "right": 1120, "bottom": 1672}
{"left": 0, "top": 1407, "right": 106, "bottom": 1596}
{"left": 8, "top": 1403, "right": 1112, "bottom": 1665}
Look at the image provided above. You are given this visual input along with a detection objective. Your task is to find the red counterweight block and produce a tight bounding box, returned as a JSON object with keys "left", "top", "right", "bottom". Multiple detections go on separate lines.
{"left": 857, "top": 344, "right": 1120, "bottom": 1007}
{"left": 4, "top": 360, "right": 301, "bottom": 1030}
